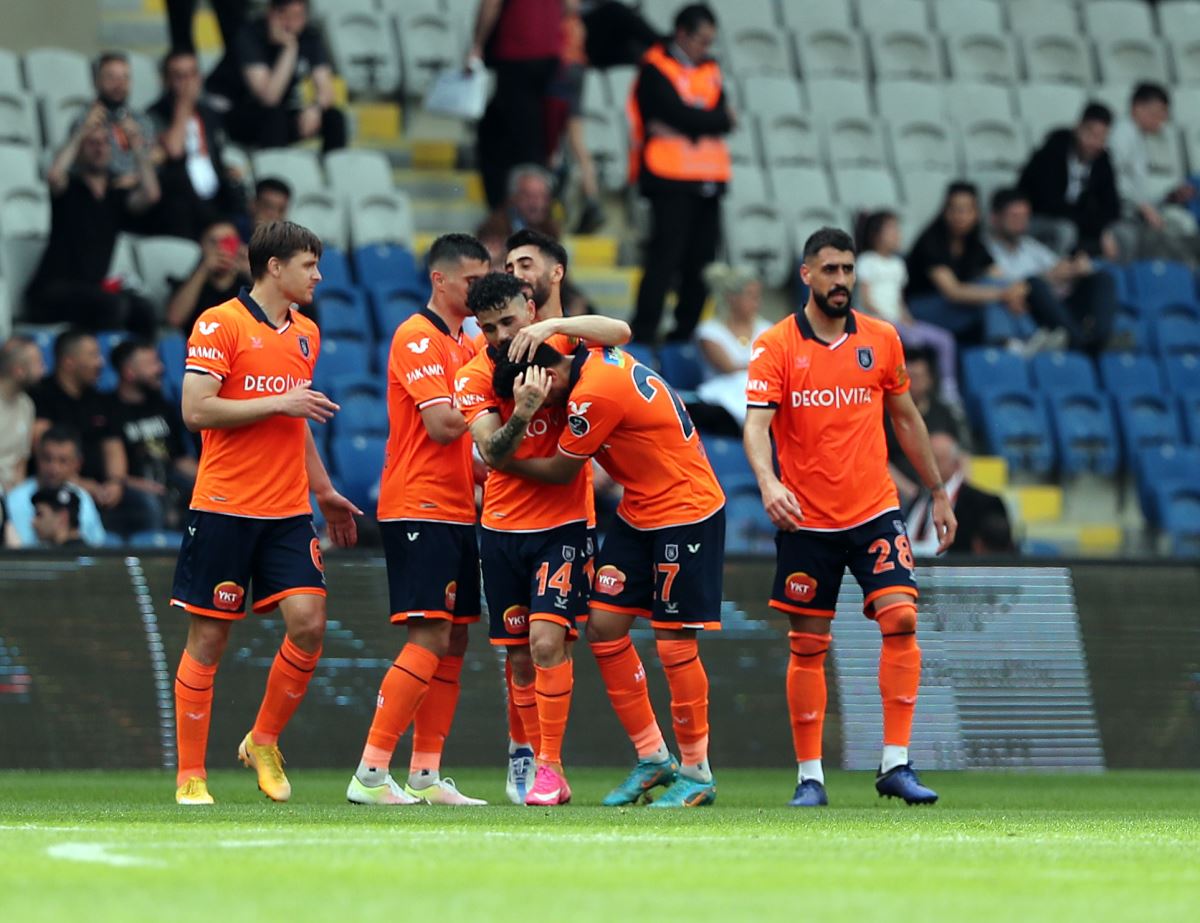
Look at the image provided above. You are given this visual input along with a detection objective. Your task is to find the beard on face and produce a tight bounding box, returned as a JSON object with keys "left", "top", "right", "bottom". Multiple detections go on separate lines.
{"left": 812, "top": 285, "right": 852, "bottom": 318}
{"left": 529, "top": 273, "right": 552, "bottom": 309}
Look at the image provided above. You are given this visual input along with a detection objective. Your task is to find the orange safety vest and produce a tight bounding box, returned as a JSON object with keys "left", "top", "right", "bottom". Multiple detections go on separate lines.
{"left": 626, "top": 44, "right": 731, "bottom": 185}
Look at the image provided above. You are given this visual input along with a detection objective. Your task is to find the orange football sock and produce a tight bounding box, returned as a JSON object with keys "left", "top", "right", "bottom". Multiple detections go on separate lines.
{"left": 534, "top": 659, "right": 573, "bottom": 765}
{"left": 591, "top": 637, "right": 665, "bottom": 758}
{"left": 787, "top": 631, "right": 830, "bottom": 762}
{"left": 504, "top": 658, "right": 529, "bottom": 746}
{"left": 251, "top": 636, "right": 321, "bottom": 746}
{"left": 410, "top": 654, "right": 463, "bottom": 774}
{"left": 363, "top": 643, "right": 441, "bottom": 766}
{"left": 657, "top": 639, "right": 710, "bottom": 767}
{"left": 877, "top": 602, "right": 921, "bottom": 747}
{"left": 512, "top": 679, "right": 541, "bottom": 755}
{"left": 175, "top": 650, "right": 217, "bottom": 787}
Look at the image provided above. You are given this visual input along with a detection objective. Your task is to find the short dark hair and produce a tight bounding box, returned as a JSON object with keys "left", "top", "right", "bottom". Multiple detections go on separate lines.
{"left": 268, "top": 0, "right": 307, "bottom": 9}
{"left": 40, "top": 425, "right": 83, "bottom": 458}
{"left": 110, "top": 338, "right": 154, "bottom": 376}
{"left": 675, "top": 3, "right": 717, "bottom": 33}
{"left": 159, "top": 47, "right": 194, "bottom": 77}
{"left": 94, "top": 51, "right": 128, "bottom": 79}
{"left": 1132, "top": 82, "right": 1170, "bottom": 108}
{"left": 53, "top": 328, "right": 95, "bottom": 366}
{"left": 248, "top": 220, "right": 322, "bottom": 279}
{"left": 505, "top": 228, "right": 569, "bottom": 271}
{"left": 492, "top": 341, "right": 568, "bottom": 400}
{"left": 467, "top": 272, "right": 529, "bottom": 316}
{"left": 802, "top": 226, "right": 855, "bottom": 261}
{"left": 428, "top": 233, "right": 490, "bottom": 269}
{"left": 32, "top": 486, "right": 81, "bottom": 529}
{"left": 855, "top": 210, "right": 897, "bottom": 253}
{"left": 255, "top": 177, "right": 292, "bottom": 200}
{"left": 1081, "top": 101, "right": 1114, "bottom": 126}
{"left": 990, "top": 187, "right": 1029, "bottom": 214}
{"left": 945, "top": 180, "right": 979, "bottom": 204}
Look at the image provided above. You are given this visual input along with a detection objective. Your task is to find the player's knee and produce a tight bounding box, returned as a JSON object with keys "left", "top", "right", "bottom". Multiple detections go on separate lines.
{"left": 186, "top": 616, "right": 230, "bottom": 665}
{"left": 507, "top": 645, "right": 534, "bottom": 684}
{"left": 585, "top": 611, "right": 627, "bottom": 644}
{"left": 409, "top": 619, "right": 452, "bottom": 658}
{"left": 876, "top": 601, "right": 918, "bottom": 636}
{"left": 287, "top": 615, "right": 325, "bottom": 653}
{"left": 529, "top": 628, "right": 565, "bottom": 667}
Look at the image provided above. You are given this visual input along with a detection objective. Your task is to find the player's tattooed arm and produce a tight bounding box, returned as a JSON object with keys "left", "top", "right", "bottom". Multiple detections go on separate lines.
{"left": 477, "top": 409, "right": 532, "bottom": 469}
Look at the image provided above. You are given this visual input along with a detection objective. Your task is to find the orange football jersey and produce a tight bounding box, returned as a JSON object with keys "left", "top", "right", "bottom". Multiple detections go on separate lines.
{"left": 746, "top": 309, "right": 909, "bottom": 531}
{"left": 558, "top": 347, "right": 724, "bottom": 529}
{"left": 185, "top": 292, "right": 319, "bottom": 518}
{"left": 455, "top": 334, "right": 594, "bottom": 531}
{"left": 376, "top": 309, "right": 477, "bottom": 524}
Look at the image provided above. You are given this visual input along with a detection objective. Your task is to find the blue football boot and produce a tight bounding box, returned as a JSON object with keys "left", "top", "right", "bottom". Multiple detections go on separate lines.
{"left": 647, "top": 774, "right": 716, "bottom": 808}
{"left": 600, "top": 754, "right": 680, "bottom": 806}
{"left": 789, "top": 779, "right": 829, "bottom": 807}
{"left": 875, "top": 763, "right": 938, "bottom": 804}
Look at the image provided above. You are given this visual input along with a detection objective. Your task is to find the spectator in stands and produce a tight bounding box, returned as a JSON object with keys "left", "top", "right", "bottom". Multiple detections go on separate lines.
{"left": 1017, "top": 102, "right": 1120, "bottom": 258}
{"left": 470, "top": 0, "right": 565, "bottom": 209}
{"left": 887, "top": 348, "right": 970, "bottom": 507}
{"left": 236, "top": 176, "right": 291, "bottom": 243}
{"left": 167, "top": 0, "right": 247, "bottom": 55}
{"left": 109, "top": 340, "right": 197, "bottom": 530}
{"left": 476, "top": 164, "right": 562, "bottom": 266}
{"left": 0, "top": 337, "right": 43, "bottom": 491}
{"left": 167, "top": 219, "right": 253, "bottom": 334}
{"left": 29, "top": 330, "right": 156, "bottom": 538}
{"left": 30, "top": 486, "right": 87, "bottom": 549}
{"left": 581, "top": 0, "right": 661, "bottom": 68}
{"left": 906, "top": 433, "right": 1012, "bottom": 557}
{"left": 25, "top": 114, "right": 160, "bottom": 338}
{"left": 1108, "top": 83, "right": 1200, "bottom": 263}
{"left": 149, "top": 49, "right": 244, "bottom": 240}
{"left": 6, "top": 427, "right": 108, "bottom": 547}
{"left": 685, "top": 263, "right": 770, "bottom": 436}
{"left": 986, "top": 189, "right": 1117, "bottom": 355}
{"left": 1, "top": 489, "right": 16, "bottom": 549}
{"left": 628, "top": 4, "right": 733, "bottom": 344}
{"left": 71, "top": 52, "right": 157, "bottom": 186}
{"left": 856, "top": 210, "right": 960, "bottom": 404}
{"left": 905, "top": 182, "right": 1025, "bottom": 345}
{"left": 208, "top": 0, "right": 346, "bottom": 153}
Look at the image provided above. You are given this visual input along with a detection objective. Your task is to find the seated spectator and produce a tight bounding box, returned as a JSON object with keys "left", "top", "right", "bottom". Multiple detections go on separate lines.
{"left": 148, "top": 49, "right": 245, "bottom": 239}
{"left": 856, "top": 210, "right": 960, "bottom": 404}
{"left": 686, "top": 263, "right": 770, "bottom": 436}
{"left": 986, "top": 188, "right": 1117, "bottom": 355}
{"left": 477, "top": 164, "right": 562, "bottom": 266}
{"left": 166, "top": 219, "right": 253, "bottom": 334}
{"left": 905, "top": 182, "right": 1026, "bottom": 345}
{"left": 25, "top": 115, "right": 159, "bottom": 338}
{"left": 29, "top": 330, "right": 157, "bottom": 538}
{"left": 0, "top": 337, "right": 44, "bottom": 491}
{"left": 906, "top": 433, "right": 1013, "bottom": 557}
{"left": 71, "top": 52, "right": 157, "bottom": 186}
{"left": 207, "top": 0, "right": 346, "bottom": 153}
{"left": 236, "top": 176, "right": 291, "bottom": 244}
{"left": 1018, "top": 102, "right": 1120, "bottom": 258}
{"left": 886, "top": 348, "right": 970, "bottom": 506}
{"left": 1108, "top": 83, "right": 1200, "bottom": 263}
{"left": 6, "top": 427, "right": 108, "bottom": 547}
{"left": 31, "top": 486, "right": 87, "bottom": 549}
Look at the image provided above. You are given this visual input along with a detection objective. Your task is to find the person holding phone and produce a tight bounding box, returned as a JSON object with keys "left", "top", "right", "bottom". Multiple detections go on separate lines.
{"left": 71, "top": 52, "right": 157, "bottom": 187}
{"left": 166, "top": 220, "right": 253, "bottom": 335}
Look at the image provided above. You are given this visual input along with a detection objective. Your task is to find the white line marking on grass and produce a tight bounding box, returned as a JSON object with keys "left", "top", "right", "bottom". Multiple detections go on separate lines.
{"left": 47, "top": 843, "right": 165, "bottom": 867}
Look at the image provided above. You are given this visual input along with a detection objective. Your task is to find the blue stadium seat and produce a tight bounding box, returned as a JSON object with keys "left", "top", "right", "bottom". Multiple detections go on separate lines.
{"left": 1113, "top": 393, "right": 1183, "bottom": 459}
{"left": 961, "top": 347, "right": 1032, "bottom": 424}
{"left": 621, "top": 342, "right": 657, "bottom": 368}
{"left": 659, "top": 342, "right": 705, "bottom": 391}
{"left": 1099, "top": 352, "right": 1163, "bottom": 397}
{"left": 314, "top": 284, "right": 372, "bottom": 342}
{"left": 330, "top": 434, "right": 385, "bottom": 510}
{"left": 1161, "top": 486, "right": 1200, "bottom": 557}
{"left": 982, "top": 304, "right": 1036, "bottom": 344}
{"left": 1092, "top": 260, "right": 1132, "bottom": 305}
{"left": 158, "top": 331, "right": 186, "bottom": 402}
{"left": 1129, "top": 260, "right": 1198, "bottom": 314}
{"left": 313, "top": 338, "right": 371, "bottom": 390}
{"left": 352, "top": 243, "right": 425, "bottom": 298}
{"left": 1151, "top": 314, "right": 1200, "bottom": 355}
{"left": 127, "top": 530, "right": 184, "bottom": 550}
{"left": 375, "top": 340, "right": 392, "bottom": 376}
{"left": 334, "top": 392, "right": 388, "bottom": 439}
{"left": 1136, "top": 444, "right": 1200, "bottom": 525}
{"left": 723, "top": 493, "right": 775, "bottom": 555}
{"left": 1161, "top": 352, "right": 1200, "bottom": 393}
{"left": 1110, "top": 305, "right": 1150, "bottom": 353}
{"left": 324, "top": 372, "right": 383, "bottom": 403}
{"left": 1030, "top": 350, "right": 1096, "bottom": 396}
{"left": 702, "top": 435, "right": 756, "bottom": 496}
{"left": 1046, "top": 393, "right": 1119, "bottom": 476}
{"left": 1179, "top": 394, "right": 1200, "bottom": 443}
{"left": 95, "top": 330, "right": 129, "bottom": 392}
{"left": 368, "top": 285, "right": 424, "bottom": 340}
{"left": 319, "top": 246, "right": 353, "bottom": 288}
{"left": 978, "top": 389, "right": 1055, "bottom": 476}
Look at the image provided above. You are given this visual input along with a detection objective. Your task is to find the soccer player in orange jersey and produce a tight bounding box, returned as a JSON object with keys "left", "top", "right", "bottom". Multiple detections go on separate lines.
{"left": 744, "top": 227, "right": 957, "bottom": 807}
{"left": 346, "top": 234, "right": 491, "bottom": 807}
{"left": 170, "top": 221, "right": 361, "bottom": 806}
{"left": 493, "top": 342, "right": 726, "bottom": 808}
{"left": 457, "top": 270, "right": 630, "bottom": 805}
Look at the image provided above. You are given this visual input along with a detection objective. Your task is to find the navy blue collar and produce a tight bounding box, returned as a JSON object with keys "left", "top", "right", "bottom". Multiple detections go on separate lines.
{"left": 567, "top": 343, "right": 590, "bottom": 391}
{"left": 795, "top": 306, "right": 857, "bottom": 345}
{"left": 238, "top": 287, "right": 289, "bottom": 330}
{"left": 419, "top": 306, "right": 452, "bottom": 337}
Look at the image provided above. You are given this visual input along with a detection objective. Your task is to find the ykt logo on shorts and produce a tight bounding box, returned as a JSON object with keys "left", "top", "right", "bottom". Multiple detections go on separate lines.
{"left": 212, "top": 580, "right": 245, "bottom": 612}
{"left": 310, "top": 538, "right": 324, "bottom": 573}
{"left": 784, "top": 571, "right": 818, "bottom": 603}
{"left": 594, "top": 565, "right": 626, "bottom": 596}
{"left": 503, "top": 605, "right": 529, "bottom": 633}
{"left": 444, "top": 581, "right": 457, "bottom": 612}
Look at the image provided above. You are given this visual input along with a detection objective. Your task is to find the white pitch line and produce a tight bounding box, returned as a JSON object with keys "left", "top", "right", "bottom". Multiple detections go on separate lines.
{"left": 46, "top": 843, "right": 165, "bottom": 868}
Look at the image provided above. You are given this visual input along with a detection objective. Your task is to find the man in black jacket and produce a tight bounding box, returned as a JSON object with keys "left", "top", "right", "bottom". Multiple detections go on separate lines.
{"left": 1017, "top": 102, "right": 1119, "bottom": 258}
{"left": 628, "top": 3, "right": 734, "bottom": 343}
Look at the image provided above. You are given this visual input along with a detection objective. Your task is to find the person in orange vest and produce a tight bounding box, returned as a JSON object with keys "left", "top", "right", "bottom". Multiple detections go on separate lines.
{"left": 627, "top": 3, "right": 735, "bottom": 344}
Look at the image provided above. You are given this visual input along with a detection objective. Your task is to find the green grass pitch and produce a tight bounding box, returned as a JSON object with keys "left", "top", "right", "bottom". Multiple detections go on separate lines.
{"left": 1, "top": 769, "right": 1197, "bottom": 922}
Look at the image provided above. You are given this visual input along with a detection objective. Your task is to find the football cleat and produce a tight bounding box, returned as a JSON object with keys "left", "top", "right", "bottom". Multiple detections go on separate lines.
{"left": 524, "top": 765, "right": 572, "bottom": 806}
{"left": 175, "top": 776, "right": 214, "bottom": 805}
{"left": 404, "top": 777, "right": 487, "bottom": 806}
{"left": 505, "top": 746, "right": 536, "bottom": 805}
{"left": 346, "top": 773, "right": 421, "bottom": 805}
{"left": 647, "top": 774, "right": 716, "bottom": 808}
{"left": 237, "top": 732, "right": 291, "bottom": 802}
{"left": 789, "top": 779, "right": 829, "bottom": 807}
{"left": 875, "top": 763, "right": 938, "bottom": 805}
{"left": 601, "top": 754, "right": 680, "bottom": 806}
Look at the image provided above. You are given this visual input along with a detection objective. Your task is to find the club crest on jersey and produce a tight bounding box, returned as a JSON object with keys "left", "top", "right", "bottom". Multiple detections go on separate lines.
{"left": 298, "top": 335, "right": 310, "bottom": 358}
{"left": 562, "top": 545, "right": 576, "bottom": 562}
{"left": 857, "top": 346, "right": 875, "bottom": 371}
{"left": 664, "top": 543, "right": 679, "bottom": 562}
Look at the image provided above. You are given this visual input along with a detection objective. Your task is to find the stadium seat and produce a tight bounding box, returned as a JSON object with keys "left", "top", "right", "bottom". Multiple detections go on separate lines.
{"left": 354, "top": 242, "right": 423, "bottom": 296}
{"left": 1094, "top": 36, "right": 1170, "bottom": 86}
{"left": 1030, "top": 351, "right": 1098, "bottom": 397}
{"left": 831, "top": 166, "right": 901, "bottom": 213}
{"left": 314, "top": 338, "right": 372, "bottom": 391}
{"left": 348, "top": 191, "right": 416, "bottom": 249}
{"left": 781, "top": 0, "right": 851, "bottom": 31}
{"left": 606, "top": 65, "right": 636, "bottom": 109}
{"left": 726, "top": 121, "right": 763, "bottom": 167}
{"left": 945, "top": 33, "right": 1018, "bottom": 84}
{"left": 866, "top": 29, "right": 942, "bottom": 82}
{"left": 1019, "top": 34, "right": 1093, "bottom": 87}
{"left": 944, "top": 82, "right": 1013, "bottom": 126}
{"left": 1046, "top": 393, "right": 1120, "bottom": 476}
{"left": 900, "top": 167, "right": 957, "bottom": 229}
{"left": 823, "top": 115, "right": 886, "bottom": 168}
{"left": 702, "top": 435, "right": 757, "bottom": 495}
{"left": 793, "top": 28, "right": 868, "bottom": 81}
{"left": 326, "top": 11, "right": 401, "bottom": 95}
{"left": 978, "top": 389, "right": 1055, "bottom": 476}
{"left": 934, "top": 0, "right": 1004, "bottom": 36}
{"left": 1160, "top": 1, "right": 1200, "bottom": 42}
{"left": 128, "top": 530, "right": 185, "bottom": 550}
{"left": 330, "top": 434, "right": 384, "bottom": 509}
{"left": 1161, "top": 352, "right": 1200, "bottom": 393}
{"left": 1162, "top": 487, "right": 1200, "bottom": 557}
{"left": 961, "top": 346, "right": 1032, "bottom": 420}
{"left": 770, "top": 165, "right": 836, "bottom": 223}
{"left": 314, "top": 284, "right": 372, "bottom": 342}
{"left": 323, "top": 372, "right": 383, "bottom": 403}
{"left": 1170, "top": 36, "right": 1200, "bottom": 85}
{"left": 620, "top": 342, "right": 656, "bottom": 369}
{"left": 982, "top": 303, "right": 1037, "bottom": 345}
{"left": 324, "top": 149, "right": 394, "bottom": 204}
{"left": 1179, "top": 393, "right": 1200, "bottom": 442}
{"left": 875, "top": 80, "right": 944, "bottom": 126}
{"left": 728, "top": 163, "right": 771, "bottom": 211}
{"left": 1152, "top": 314, "right": 1200, "bottom": 355}
{"left": 1113, "top": 393, "right": 1183, "bottom": 459}
{"left": 740, "top": 75, "right": 805, "bottom": 122}
{"left": 126, "top": 51, "right": 158, "bottom": 112}
{"left": 723, "top": 493, "right": 775, "bottom": 555}
{"left": 334, "top": 391, "right": 388, "bottom": 439}
{"left": 723, "top": 26, "right": 791, "bottom": 77}
{"left": 580, "top": 108, "right": 628, "bottom": 192}
{"left": 1081, "top": 1, "right": 1155, "bottom": 40}
{"left": 887, "top": 118, "right": 959, "bottom": 173}
{"left": 394, "top": 11, "right": 460, "bottom": 97}
{"left": 368, "top": 286, "right": 424, "bottom": 340}
{"left": 760, "top": 114, "right": 819, "bottom": 168}
{"left": 1007, "top": 0, "right": 1076, "bottom": 36}
{"left": 0, "top": 92, "right": 39, "bottom": 148}
{"left": 291, "top": 192, "right": 347, "bottom": 250}
{"left": 804, "top": 78, "right": 872, "bottom": 121}
{"left": 724, "top": 204, "right": 790, "bottom": 289}
{"left": 1129, "top": 261, "right": 1198, "bottom": 314}
{"left": 1136, "top": 444, "right": 1200, "bottom": 524}
{"left": 132, "top": 237, "right": 202, "bottom": 310}
{"left": 0, "top": 49, "right": 21, "bottom": 95}
{"left": 21, "top": 48, "right": 91, "bottom": 101}
{"left": 158, "top": 332, "right": 186, "bottom": 403}
{"left": 1173, "top": 86, "right": 1200, "bottom": 127}
{"left": 658, "top": 342, "right": 705, "bottom": 392}
{"left": 318, "top": 246, "right": 353, "bottom": 289}
{"left": 1142, "top": 127, "right": 1187, "bottom": 204}
{"left": 0, "top": 186, "right": 49, "bottom": 239}
{"left": 789, "top": 210, "right": 844, "bottom": 251}
{"left": 857, "top": 0, "right": 929, "bottom": 32}
{"left": 252, "top": 148, "right": 324, "bottom": 199}
{"left": 1099, "top": 352, "right": 1164, "bottom": 397}
{"left": 961, "top": 118, "right": 1027, "bottom": 174}
{"left": 39, "top": 94, "right": 92, "bottom": 149}
{"left": 1016, "top": 84, "right": 1087, "bottom": 148}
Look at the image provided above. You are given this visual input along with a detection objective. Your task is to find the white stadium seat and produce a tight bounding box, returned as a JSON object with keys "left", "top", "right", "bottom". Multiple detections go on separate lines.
{"left": 39, "top": 95, "right": 92, "bottom": 149}
{"left": 961, "top": 117, "right": 1028, "bottom": 173}
{"left": 741, "top": 75, "right": 805, "bottom": 121}
{"left": 727, "top": 162, "right": 771, "bottom": 210}
{"left": 945, "top": 82, "right": 1013, "bottom": 125}
{"left": 946, "top": 32, "right": 1019, "bottom": 84}
{"left": 805, "top": 78, "right": 871, "bottom": 121}
{"left": 1094, "top": 37, "right": 1169, "bottom": 86}
{"left": 0, "top": 186, "right": 50, "bottom": 239}
{"left": 934, "top": 0, "right": 1005, "bottom": 37}
{"left": 900, "top": 166, "right": 958, "bottom": 228}
{"left": 759, "top": 114, "right": 820, "bottom": 167}
{"left": 133, "top": 236, "right": 203, "bottom": 310}
{"left": 22, "top": 48, "right": 91, "bottom": 101}
{"left": 291, "top": 191, "right": 348, "bottom": 250}
{"left": 0, "top": 50, "right": 24, "bottom": 95}
{"left": 252, "top": 148, "right": 325, "bottom": 199}
{"left": 579, "top": 107, "right": 627, "bottom": 193}
{"left": 1020, "top": 34, "right": 1094, "bottom": 87}
{"left": 1016, "top": 84, "right": 1088, "bottom": 147}
{"left": 824, "top": 115, "right": 887, "bottom": 168}
{"left": 724, "top": 203, "right": 791, "bottom": 288}
{"left": 0, "top": 93, "right": 40, "bottom": 148}
{"left": 125, "top": 51, "right": 159, "bottom": 113}
{"left": 831, "top": 165, "right": 902, "bottom": 213}
{"left": 853, "top": 0, "right": 929, "bottom": 33}
{"left": 327, "top": 11, "right": 401, "bottom": 96}
{"left": 794, "top": 28, "right": 868, "bottom": 81}
{"left": 866, "top": 29, "right": 942, "bottom": 82}
{"left": 324, "top": 149, "right": 394, "bottom": 203}
{"left": 1159, "top": 1, "right": 1200, "bottom": 43}
{"left": 723, "top": 26, "right": 791, "bottom": 77}
{"left": 875, "top": 80, "right": 944, "bottom": 125}
{"left": 348, "top": 190, "right": 415, "bottom": 248}
{"left": 770, "top": 165, "right": 837, "bottom": 221}
{"left": 1081, "top": 1, "right": 1156, "bottom": 41}
{"left": 888, "top": 118, "right": 959, "bottom": 173}
{"left": 726, "top": 120, "right": 763, "bottom": 167}
{"left": 1170, "top": 38, "right": 1200, "bottom": 84}
{"left": 781, "top": 0, "right": 851, "bottom": 31}
{"left": 1007, "top": 0, "right": 1077, "bottom": 37}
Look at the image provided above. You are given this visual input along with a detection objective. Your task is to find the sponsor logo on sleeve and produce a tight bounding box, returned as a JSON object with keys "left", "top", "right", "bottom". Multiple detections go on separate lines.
{"left": 750, "top": 346, "right": 765, "bottom": 361}
{"left": 188, "top": 345, "right": 225, "bottom": 361}
{"left": 748, "top": 379, "right": 769, "bottom": 392}
{"left": 407, "top": 338, "right": 432, "bottom": 354}
{"left": 405, "top": 363, "right": 445, "bottom": 385}
{"left": 198, "top": 321, "right": 221, "bottom": 336}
